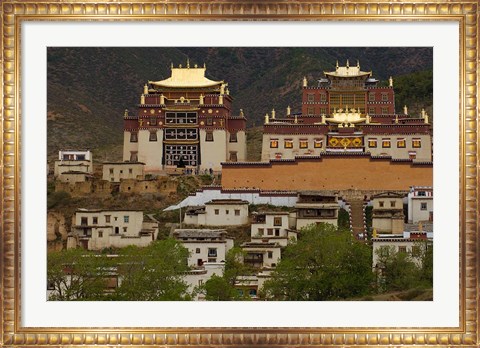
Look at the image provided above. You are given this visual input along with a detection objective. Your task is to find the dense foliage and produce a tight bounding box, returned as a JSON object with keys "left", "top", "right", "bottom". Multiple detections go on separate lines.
{"left": 47, "top": 239, "right": 190, "bottom": 301}
{"left": 261, "top": 224, "right": 374, "bottom": 300}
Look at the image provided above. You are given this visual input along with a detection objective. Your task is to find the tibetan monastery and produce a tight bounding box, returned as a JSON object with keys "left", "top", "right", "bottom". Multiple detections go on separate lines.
{"left": 123, "top": 62, "right": 247, "bottom": 173}
{"left": 260, "top": 60, "right": 432, "bottom": 162}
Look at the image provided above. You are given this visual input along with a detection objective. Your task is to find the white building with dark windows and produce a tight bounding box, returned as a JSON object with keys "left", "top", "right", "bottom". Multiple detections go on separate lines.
{"left": 407, "top": 186, "right": 433, "bottom": 223}
{"left": 67, "top": 209, "right": 158, "bottom": 250}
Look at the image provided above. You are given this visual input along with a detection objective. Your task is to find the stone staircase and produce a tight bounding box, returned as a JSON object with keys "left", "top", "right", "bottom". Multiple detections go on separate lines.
{"left": 349, "top": 199, "right": 366, "bottom": 239}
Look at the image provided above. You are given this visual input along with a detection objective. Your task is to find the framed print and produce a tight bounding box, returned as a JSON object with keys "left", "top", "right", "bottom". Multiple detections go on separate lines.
{"left": 1, "top": 0, "right": 478, "bottom": 347}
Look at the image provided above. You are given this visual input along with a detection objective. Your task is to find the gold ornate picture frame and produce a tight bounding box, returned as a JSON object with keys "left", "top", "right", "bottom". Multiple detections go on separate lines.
{"left": 1, "top": 0, "right": 478, "bottom": 346}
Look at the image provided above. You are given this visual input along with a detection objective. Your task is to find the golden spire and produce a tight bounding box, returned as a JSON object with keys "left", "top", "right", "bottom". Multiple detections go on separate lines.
{"left": 421, "top": 108, "right": 426, "bottom": 118}
{"left": 294, "top": 115, "right": 298, "bottom": 124}
{"left": 403, "top": 105, "right": 408, "bottom": 115}
{"left": 346, "top": 59, "right": 350, "bottom": 68}
{"left": 160, "top": 94, "right": 165, "bottom": 104}
{"left": 321, "top": 114, "right": 326, "bottom": 124}
{"left": 271, "top": 108, "right": 276, "bottom": 119}
{"left": 395, "top": 115, "right": 399, "bottom": 124}
{"left": 170, "top": 62, "right": 173, "bottom": 70}
{"left": 357, "top": 60, "right": 360, "bottom": 68}
{"left": 336, "top": 60, "right": 339, "bottom": 70}
{"left": 140, "top": 94, "right": 145, "bottom": 104}
{"left": 265, "top": 113, "right": 269, "bottom": 124}
{"left": 143, "top": 83, "right": 148, "bottom": 95}
{"left": 365, "top": 114, "right": 370, "bottom": 124}
{"left": 240, "top": 109, "right": 244, "bottom": 117}
{"left": 424, "top": 112, "right": 429, "bottom": 124}
{"left": 124, "top": 109, "right": 129, "bottom": 117}
{"left": 287, "top": 106, "right": 291, "bottom": 116}
{"left": 186, "top": 58, "right": 190, "bottom": 68}
{"left": 303, "top": 76, "right": 307, "bottom": 87}
{"left": 199, "top": 94, "right": 204, "bottom": 105}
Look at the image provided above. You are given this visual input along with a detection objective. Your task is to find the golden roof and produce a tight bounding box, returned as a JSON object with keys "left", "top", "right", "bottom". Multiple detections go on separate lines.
{"left": 324, "top": 61, "right": 371, "bottom": 78}
{"left": 149, "top": 67, "right": 223, "bottom": 88}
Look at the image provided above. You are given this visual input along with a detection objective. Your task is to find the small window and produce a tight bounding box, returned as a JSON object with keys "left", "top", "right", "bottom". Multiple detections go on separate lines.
{"left": 208, "top": 248, "right": 217, "bottom": 257}
{"left": 234, "top": 209, "right": 240, "bottom": 216}
{"left": 267, "top": 251, "right": 273, "bottom": 259}
{"left": 273, "top": 217, "right": 282, "bottom": 226}
{"left": 411, "top": 246, "right": 421, "bottom": 257}
{"left": 229, "top": 151, "right": 238, "bottom": 162}
{"left": 381, "top": 93, "right": 388, "bottom": 101}
{"left": 307, "top": 93, "right": 314, "bottom": 102}
{"left": 420, "top": 202, "right": 427, "bottom": 210}
{"left": 368, "top": 139, "right": 377, "bottom": 148}
{"left": 229, "top": 132, "right": 238, "bottom": 142}
{"left": 129, "top": 168, "right": 133, "bottom": 174}
{"left": 320, "top": 93, "right": 327, "bottom": 102}
{"left": 130, "top": 132, "right": 138, "bottom": 143}
{"left": 258, "top": 228, "right": 264, "bottom": 236}
{"left": 409, "top": 152, "right": 417, "bottom": 160}
{"left": 120, "top": 170, "right": 123, "bottom": 174}
{"left": 379, "top": 201, "right": 384, "bottom": 208}
{"left": 123, "top": 227, "right": 127, "bottom": 232}
{"left": 267, "top": 228, "right": 273, "bottom": 236}
{"left": 196, "top": 248, "right": 201, "bottom": 254}
{"left": 368, "top": 107, "right": 375, "bottom": 114}
{"left": 418, "top": 191, "right": 426, "bottom": 196}
{"left": 130, "top": 152, "right": 138, "bottom": 162}
{"left": 398, "top": 246, "right": 407, "bottom": 254}
{"left": 381, "top": 107, "right": 389, "bottom": 114}
{"left": 206, "top": 117, "right": 213, "bottom": 126}
{"left": 105, "top": 215, "right": 111, "bottom": 223}
{"left": 124, "top": 216, "right": 129, "bottom": 223}
{"left": 92, "top": 217, "right": 98, "bottom": 224}
{"left": 98, "top": 230, "right": 103, "bottom": 238}
{"left": 275, "top": 229, "right": 280, "bottom": 236}
{"left": 149, "top": 131, "right": 157, "bottom": 141}
{"left": 149, "top": 116, "right": 157, "bottom": 126}
{"left": 270, "top": 139, "right": 278, "bottom": 148}
{"left": 369, "top": 92, "right": 376, "bottom": 101}
{"left": 109, "top": 168, "right": 114, "bottom": 174}
{"left": 314, "top": 139, "right": 323, "bottom": 148}
{"left": 284, "top": 140, "right": 293, "bottom": 148}
{"left": 225, "top": 210, "right": 229, "bottom": 215}
{"left": 320, "top": 107, "right": 327, "bottom": 114}
{"left": 205, "top": 131, "right": 214, "bottom": 142}
{"left": 299, "top": 140, "right": 308, "bottom": 149}
{"left": 214, "top": 209, "right": 219, "bottom": 215}
{"left": 382, "top": 139, "right": 391, "bottom": 148}
{"left": 307, "top": 107, "right": 314, "bottom": 115}
{"left": 397, "top": 139, "right": 406, "bottom": 148}
{"left": 390, "top": 201, "right": 396, "bottom": 208}
{"left": 412, "top": 139, "right": 422, "bottom": 148}
{"left": 81, "top": 217, "right": 88, "bottom": 225}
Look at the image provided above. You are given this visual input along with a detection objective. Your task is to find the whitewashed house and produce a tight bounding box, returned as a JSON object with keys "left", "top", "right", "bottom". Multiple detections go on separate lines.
{"left": 67, "top": 209, "right": 158, "bottom": 250}
{"left": 184, "top": 199, "right": 249, "bottom": 226}
{"left": 102, "top": 162, "right": 145, "bottom": 182}
{"left": 54, "top": 150, "right": 93, "bottom": 177}
{"left": 407, "top": 186, "right": 433, "bottom": 223}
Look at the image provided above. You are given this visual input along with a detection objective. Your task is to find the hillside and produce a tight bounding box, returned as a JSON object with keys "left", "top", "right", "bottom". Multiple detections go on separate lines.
{"left": 47, "top": 47, "right": 433, "bottom": 159}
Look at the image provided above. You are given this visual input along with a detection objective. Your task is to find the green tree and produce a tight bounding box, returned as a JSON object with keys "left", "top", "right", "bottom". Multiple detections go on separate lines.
{"left": 261, "top": 223, "right": 374, "bottom": 300}
{"left": 374, "top": 244, "right": 431, "bottom": 293}
{"left": 47, "top": 248, "right": 113, "bottom": 301}
{"left": 202, "top": 247, "right": 254, "bottom": 301}
{"left": 114, "top": 239, "right": 191, "bottom": 300}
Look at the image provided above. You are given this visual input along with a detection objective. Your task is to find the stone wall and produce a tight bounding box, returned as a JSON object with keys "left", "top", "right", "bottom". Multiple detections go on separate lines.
{"left": 221, "top": 156, "right": 432, "bottom": 191}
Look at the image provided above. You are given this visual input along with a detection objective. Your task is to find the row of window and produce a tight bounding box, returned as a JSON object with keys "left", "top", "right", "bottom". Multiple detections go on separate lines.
{"left": 130, "top": 131, "right": 238, "bottom": 143}
{"left": 257, "top": 228, "right": 281, "bottom": 236}
{"left": 305, "top": 92, "right": 390, "bottom": 105}
{"left": 368, "top": 138, "right": 422, "bottom": 148}
{"left": 195, "top": 247, "right": 218, "bottom": 257}
{"left": 80, "top": 215, "right": 129, "bottom": 225}
{"left": 270, "top": 139, "right": 323, "bottom": 149}
{"left": 214, "top": 209, "right": 241, "bottom": 216}
{"left": 305, "top": 106, "right": 394, "bottom": 116}
{"left": 108, "top": 168, "right": 134, "bottom": 175}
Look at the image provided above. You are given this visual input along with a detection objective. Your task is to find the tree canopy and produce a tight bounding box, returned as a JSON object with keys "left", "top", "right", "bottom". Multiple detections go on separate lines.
{"left": 261, "top": 223, "right": 374, "bottom": 301}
